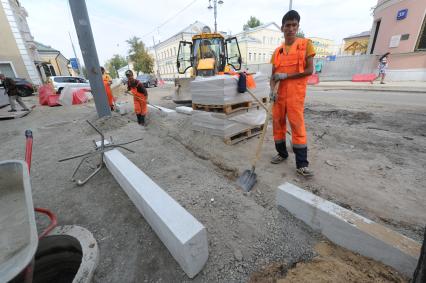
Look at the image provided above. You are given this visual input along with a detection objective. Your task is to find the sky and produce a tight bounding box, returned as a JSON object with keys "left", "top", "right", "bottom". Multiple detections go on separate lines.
{"left": 20, "top": 0, "right": 376, "bottom": 65}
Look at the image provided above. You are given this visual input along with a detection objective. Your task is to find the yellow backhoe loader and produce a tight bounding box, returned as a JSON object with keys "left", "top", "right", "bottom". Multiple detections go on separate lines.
{"left": 174, "top": 26, "right": 242, "bottom": 103}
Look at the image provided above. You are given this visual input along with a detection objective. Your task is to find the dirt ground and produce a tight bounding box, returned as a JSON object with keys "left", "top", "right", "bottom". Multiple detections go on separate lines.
{"left": 1, "top": 84, "right": 423, "bottom": 282}
{"left": 251, "top": 241, "right": 407, "bottom": 283}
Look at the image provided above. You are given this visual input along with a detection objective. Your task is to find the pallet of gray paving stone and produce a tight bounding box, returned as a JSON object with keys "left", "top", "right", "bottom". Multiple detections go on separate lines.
{"left": 191, "top": 73, "right": 269, "bottom": 105}
{"left": 192, "top": 108, "right": 266, "bottom": 143}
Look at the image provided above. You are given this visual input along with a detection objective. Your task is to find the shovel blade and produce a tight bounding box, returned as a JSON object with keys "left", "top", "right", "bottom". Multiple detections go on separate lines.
{"left": 237, "top": 169, "right": 257, "bottom": 192}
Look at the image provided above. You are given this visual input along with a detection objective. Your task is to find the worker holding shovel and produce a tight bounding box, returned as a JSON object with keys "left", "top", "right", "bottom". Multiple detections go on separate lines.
{"left": 125, "top": 70, "right": 148, "bottom": 126}
{"left": 270, "top": 10, "right": 315, "bottom": 177}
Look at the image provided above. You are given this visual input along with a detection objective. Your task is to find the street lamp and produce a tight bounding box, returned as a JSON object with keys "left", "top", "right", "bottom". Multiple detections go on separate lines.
{"left": 207, "top": 0, "right": 224, "bottom": 33}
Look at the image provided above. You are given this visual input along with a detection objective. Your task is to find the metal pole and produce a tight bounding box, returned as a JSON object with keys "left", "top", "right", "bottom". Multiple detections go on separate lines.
{"left": 152, "top": 36, "right": 162, "bottom": 80}
{"left": 68, "top": 32, "right": 81, "bottom": 75}
{"left": 289, "top": 0, "right": 293, "bottom": 10}
{"left": 214, "top": 0, "right": 217, "bottom": 33}
{"left": 68, "top": 0, "right": 111, "bottom": 118}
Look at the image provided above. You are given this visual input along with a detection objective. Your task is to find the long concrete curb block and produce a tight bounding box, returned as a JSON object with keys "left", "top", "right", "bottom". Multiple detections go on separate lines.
{"left": 148, "top": 104, "right": 176, "bottom": 113}
{"left": 277, "top": 182, "right": 421, "bottom": 277}
{"left": 103, "top": 149, "right": 208, "bottom": 278}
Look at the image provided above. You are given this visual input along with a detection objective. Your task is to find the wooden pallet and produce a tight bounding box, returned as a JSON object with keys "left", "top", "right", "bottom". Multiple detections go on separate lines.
{"left": 224, "top": 124, "right": 265, "bottom": 145}
{"left": 192, "top": 101, "right": 253, "bottom": 115}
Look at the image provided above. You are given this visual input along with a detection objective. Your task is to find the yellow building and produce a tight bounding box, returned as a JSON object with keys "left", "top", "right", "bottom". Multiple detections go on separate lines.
{"left": 343, "top": 31, "right": 370, "bottom": 55}
{"left": 35, "top": 42, "right": 71, "bottom": 81}
{"left": 310, "top": 37, "right": 335, "bottom": 58}
{"left": 0, "top": 0, "right": 41, "bottom": 84}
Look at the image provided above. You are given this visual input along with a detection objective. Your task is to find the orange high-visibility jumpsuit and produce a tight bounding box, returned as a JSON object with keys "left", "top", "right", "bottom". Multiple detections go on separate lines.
{"left": 102, "top": 74, "right": 114, "bottom": 108}
{"left": 272, "top": 38, "right": 310, "bottom": 168}
{"left": 128, "top": 80, "right": 148, "bottom": 124}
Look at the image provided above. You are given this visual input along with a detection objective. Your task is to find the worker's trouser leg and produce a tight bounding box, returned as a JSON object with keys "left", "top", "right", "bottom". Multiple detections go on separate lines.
{"left": 273, "top": 94, "right": 309, "bottom": 168}
{"left": 9, "top": 95, "right": 28, "bottom": 111}
{"left": 287, "top": 93, "right": 308, "bottom": 169}
{"left": 272, "top": 99, "right": 288, "bottom": 158}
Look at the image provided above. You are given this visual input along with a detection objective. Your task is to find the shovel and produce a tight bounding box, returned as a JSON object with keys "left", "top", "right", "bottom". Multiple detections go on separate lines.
{"left": 237, "top": 97, "right": 274, "bottom": 192}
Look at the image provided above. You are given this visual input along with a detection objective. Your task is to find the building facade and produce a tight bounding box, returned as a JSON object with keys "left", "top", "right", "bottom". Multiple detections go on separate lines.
{"left": 0, "top": 0, "right": 41, "bottom": 84}
{"left": 235, "top": 22, "right": 283, "bottom": 66}
{"left": 35, "top": 42, "right": 71, "bottom": 82}
{"left": 343, "top": 31, "right": 370, "bottom": 55}
{"left": 310, "top": 37, "right": 335, "bottom": 58}
{"left": 367, "top": 0, "right": 426, "bottom": 80}
{"left": 150, "top": 21, "right": 208, "bottom": 81}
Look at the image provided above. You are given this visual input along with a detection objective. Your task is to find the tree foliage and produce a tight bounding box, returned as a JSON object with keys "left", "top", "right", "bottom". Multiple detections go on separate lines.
{"left": 243, "top": 16, "right": 262, "bottom": 31}
{"left": 105, "top": 54, "right": 127, "bottom": 79}
{"left": 296, "top": 29, "right": 305, "bottom": 38}
{"left": 126, "top": 36, "right": 154, "bottom": 76}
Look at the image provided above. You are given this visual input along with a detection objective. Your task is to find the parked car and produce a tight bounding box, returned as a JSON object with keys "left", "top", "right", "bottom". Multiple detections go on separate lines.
{"left": 136, "top": 74, "right": 157, "bottom": 88}
{"left": 14, "top": 78, "right": 36, "bottom": 97}
{"left": 48, "top": 76, "right": 90, "bottom": 94}
{"left": 0, "top": 78, "right": 35, "bottom": 97}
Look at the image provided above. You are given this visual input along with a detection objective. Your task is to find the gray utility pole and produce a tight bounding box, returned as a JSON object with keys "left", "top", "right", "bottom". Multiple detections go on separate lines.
{"left": 68, "top": 32, "right": 81, "bottom": 75}
{"left": 68, "top": 0, "right": 111, "bottom": 118}
{"left": 208, "top": 0, "right": 224, "bottom": 33}
{"left": 289, "top": 0, "right": 293, "bottom": 10}
{"left": 152, "top": 36, "right": 162, "bottom": 81}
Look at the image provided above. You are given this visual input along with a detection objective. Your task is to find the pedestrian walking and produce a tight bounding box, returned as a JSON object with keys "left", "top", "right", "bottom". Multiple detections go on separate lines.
{"left": 269, "top": 10, "right": 316, "bottom": 177}
{"left": 371, "top": 52, "right": 390, "bottom": 84}
{"left": 0, "top": 74, "right": 29, "bottom": 112}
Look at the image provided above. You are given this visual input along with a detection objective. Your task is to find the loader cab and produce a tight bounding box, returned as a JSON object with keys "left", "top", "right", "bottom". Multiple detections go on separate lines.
{"left": 177, "top": 31, "right": 242, "bottom": 76}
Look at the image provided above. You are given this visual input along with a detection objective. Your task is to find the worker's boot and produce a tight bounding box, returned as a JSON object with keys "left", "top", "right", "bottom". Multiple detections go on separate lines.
{"left": 293, "top": 147, "right": 313, "bottom": 177}
{"left": 271, "top": 140, "right": 288, "bottom": 164}
{"left": 140, "top": 115, "right": 145, "bottom": 126}
{"left": 136, "top": 114, "right": 142, "bottom": 124}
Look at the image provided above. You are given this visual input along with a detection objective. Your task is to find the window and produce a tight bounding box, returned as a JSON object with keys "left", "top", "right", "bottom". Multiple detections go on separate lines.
{"left": 249, "top": 53, "right": 252, "bottom": 61}
{"left": 417, "top": 15, "right": 426, "bottom": 50}
{"left": 174, "top": 47, "right": 176, "bottom": 55}
{"left": 0, "top": 63, "right": 16, "bottom": 78}
{"left": 254, "top": 53, "right": 256, "bottom": 61}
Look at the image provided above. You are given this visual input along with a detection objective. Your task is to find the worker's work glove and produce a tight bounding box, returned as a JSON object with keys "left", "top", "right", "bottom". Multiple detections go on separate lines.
{"left": 272, "top": 73, "right": 288, "bottom": 81}
{"left": 269, "top": 90, "right": 276, "bottom": 103}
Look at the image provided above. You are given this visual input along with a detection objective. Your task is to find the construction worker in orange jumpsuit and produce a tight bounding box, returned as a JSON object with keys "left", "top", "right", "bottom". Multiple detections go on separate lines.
{"left": 270, "top": 10, "right": 315, "bottom": 177}
{"left": 101, "top": 67, "right": 114, "bottom": 110}
{"left": 125, "top": 70, "right": 148, "bottom": 126}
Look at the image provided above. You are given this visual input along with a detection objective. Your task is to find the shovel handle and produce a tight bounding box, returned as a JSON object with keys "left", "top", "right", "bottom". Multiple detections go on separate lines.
{"left": 25, "top": 130, "right": 33, "bottom": 173}
{"left": 250, "top": 83, "right": 279, "bottom": 168}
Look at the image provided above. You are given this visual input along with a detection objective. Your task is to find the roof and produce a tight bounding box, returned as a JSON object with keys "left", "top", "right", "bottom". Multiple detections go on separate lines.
{"left": 343, "top": 31, "right": 370, "bottom": 40}
{"left": 234, "top": 22, "right": 281, "bottom": 37}
{"left": 35, "top": 41, "right": 59, "bottom": 53}
{"left": 153, "top": 21, "right": 209, "bottom": 48}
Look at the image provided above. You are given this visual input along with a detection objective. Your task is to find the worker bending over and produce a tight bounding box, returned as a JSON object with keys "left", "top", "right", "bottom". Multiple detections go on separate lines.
{"left": 270, "top": 10, "right": 315, "bottom": 177}
{"left": 125, "top": 70, "right": 148, "bottom": 126}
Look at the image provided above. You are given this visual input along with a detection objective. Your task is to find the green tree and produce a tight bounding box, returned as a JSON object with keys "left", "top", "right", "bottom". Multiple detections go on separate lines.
{"left": 105, "top": 54, "right": 127, "bottom": 78}
{"left": 296, "top": 29, "right": 305, "bottom": 38}
{"left": 126, "top": 36, "right": 154, "bottom": 75}
{"left": 243, "top": 16, "right": 262, "bottom": 31}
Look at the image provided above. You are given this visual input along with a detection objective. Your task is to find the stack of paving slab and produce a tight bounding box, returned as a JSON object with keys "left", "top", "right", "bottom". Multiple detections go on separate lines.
{"left": 191, "top": 73, "right": 269, "bottom": 143}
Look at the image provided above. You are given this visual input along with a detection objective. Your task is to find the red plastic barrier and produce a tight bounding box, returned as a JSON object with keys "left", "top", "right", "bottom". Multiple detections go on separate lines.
{"left": 47, "top": 95, "right": 60, "bottom": 107}
{"left": 307, "top": 74, "right": 319, "bottom": 85}
{"left": 72, "top": 88, "right": 90, "bottom": 104}
{"left": 38, "top": 84, "right": 55, "bottom": 105}
{"left": 352, "top": 73, "right": 376, "bottom": 82}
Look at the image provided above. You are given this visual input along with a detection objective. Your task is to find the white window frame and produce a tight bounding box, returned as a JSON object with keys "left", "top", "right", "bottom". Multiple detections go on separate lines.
{"left": 0, "top": 61, "right": 18, "bottom": 78}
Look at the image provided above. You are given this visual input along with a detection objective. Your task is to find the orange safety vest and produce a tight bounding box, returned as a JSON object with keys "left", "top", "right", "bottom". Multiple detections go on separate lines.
{"left": 271, "top": 38, "right": 309, "bottom": 146}
{"left": 129, "top": 81, "right": 147, "bottom": 115}
{"left": 102, "top": 74, "right": 114, "bottom": 106}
